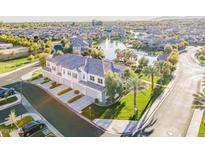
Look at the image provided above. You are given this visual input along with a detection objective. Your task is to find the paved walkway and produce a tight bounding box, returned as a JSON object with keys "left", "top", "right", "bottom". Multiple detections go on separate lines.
{"left": 93, "top": 119, "right": 138, "bottom": 134}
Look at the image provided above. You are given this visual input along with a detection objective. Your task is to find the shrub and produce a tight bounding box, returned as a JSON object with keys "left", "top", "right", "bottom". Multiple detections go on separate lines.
{"left": 11, "top": 50, "right": 16, "bottom": 56}
{"left": 49, "top": 82, "right": 61, "bottom": 89}
{"left": 41, "top": 78, "right": 50, "bottom": 84}
{"left": 0, "top": 96, "right": 18, "bottom": 106}
{"left": 74, "top": 90, "right": 80, "bottom": 94}
{"left": 57, "top": 87, "right": 72, "bottom": 96}
{"left": 27, "top": 55, "right": 35, "bottom": 61}
{"left": 68, "top": 95, "right": 83, "bottom": 104}
{"left": 0, "top": 51, "right": 4, "bottom": 55}
{"left": 16, "top": 116, "right": 34, "bottom": 128}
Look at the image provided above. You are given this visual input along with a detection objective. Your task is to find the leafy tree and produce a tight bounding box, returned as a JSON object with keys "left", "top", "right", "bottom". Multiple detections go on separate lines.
{"left": 168, "top": 49, "right": 179, "bottom": 66}
{"left": 105, "top": 72, "right": 124, "bottom": 103}
{"left": 27, "top": 55, "right": 35, "bottom": 61}
{"left": 164, "top": 44, "right": 173, "bottom": 54}
{"left": 61, "top": 38, "right": 68, "bottom": 47}
{"left": 154, "top": 61, "right": 172, "bottom": 83}
{"left": 56, "top": 50, "right": 64, "bottom": 56}
{"left": 39, "top": 53, "right": 49, "bottom": 67}
{"left": 88, "top": 47, "right": 105, "bottom": 59}
{"left": 43, "top": 47, "right": 52, "bottom": 54}
{"left": 136, "top": 56, "right": 149, "bottom": 74}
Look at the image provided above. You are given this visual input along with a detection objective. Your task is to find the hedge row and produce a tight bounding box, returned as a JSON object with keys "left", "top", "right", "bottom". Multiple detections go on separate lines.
{"left": 57, "top": 87, "right": 73, "bottom": 96}
{"left": 49, "top": 82, "right": 61, "bottom": 89}
{"left": 67, "top": 95, "right": 83, "bottom": 104}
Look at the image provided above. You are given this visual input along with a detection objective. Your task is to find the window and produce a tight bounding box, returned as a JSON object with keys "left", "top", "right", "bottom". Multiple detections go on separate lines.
{"left": 90, "top": 75, "right": 95, "bottom": 81}
{"left": 63, "top": 69, "right": 65, "bottom": 74}
{"left": 83, "top": 74, "right": 85, "bottom": 79}
{"left": 52, "top": 66, "right": 56, "bottom": 71}
{"left": 72, "top": 73, "right": 77, "bottom": 79}
{"left": 67, "top": 71, "right": 71, "bottom": 76}
{"left": 47, "top": 62, "right": 50, "bottom": 67}
{"left": 98, "top": 78, "right": 103, "bottom": 84}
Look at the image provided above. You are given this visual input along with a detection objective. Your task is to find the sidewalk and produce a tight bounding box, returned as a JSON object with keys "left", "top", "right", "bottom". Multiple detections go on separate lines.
{"left": 93, "top": 119, "right": 138, "bottom": 135}
{"left": 0, "top": 61, "right": 39, "bottom": 78}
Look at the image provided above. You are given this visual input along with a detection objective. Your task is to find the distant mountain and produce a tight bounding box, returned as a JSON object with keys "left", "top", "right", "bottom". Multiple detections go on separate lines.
{"left": 154, "top": 16, "right": 205, "bottom": 21}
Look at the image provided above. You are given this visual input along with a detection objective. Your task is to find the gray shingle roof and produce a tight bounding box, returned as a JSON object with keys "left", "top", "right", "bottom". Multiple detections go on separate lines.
{"left": 47, "top": 53, "right": 125, "bottom": 77}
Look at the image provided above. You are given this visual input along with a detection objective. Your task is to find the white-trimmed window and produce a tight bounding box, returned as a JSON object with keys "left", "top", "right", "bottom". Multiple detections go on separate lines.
{"left": 52, "top": 66, "right": 56, "bottom": 71}
{"left": 72, "top": 73, "right": 77, "bottom": 79}
{"left": 67, "top": 71, "right": 71, "bottom": 76}
{"left": 90, "top": 75, "right": 95, "bottom": 81}
{"left": 98, "top": 78, "right": 103, "bottom": 84}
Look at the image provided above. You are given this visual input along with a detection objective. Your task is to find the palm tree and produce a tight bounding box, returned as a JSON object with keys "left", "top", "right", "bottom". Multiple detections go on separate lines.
{"left": 128, "top": 72, "right": 148, "bottom": 119}
{"left": 192, "top": 89, "right": 205, "bottom": 109}
{"left": 9, "top": 110, "right": 18, "bottom": 128}
{"left": 154, "top": 61, "right": 172, "bottom": 84}
{"left": 143, "top": 65, "right": 157, "bottom": 96}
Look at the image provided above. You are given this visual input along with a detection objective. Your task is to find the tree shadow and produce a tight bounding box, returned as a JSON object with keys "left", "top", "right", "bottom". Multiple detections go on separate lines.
{"left": 131, "top": 118, "right": 157, "bottom": 137}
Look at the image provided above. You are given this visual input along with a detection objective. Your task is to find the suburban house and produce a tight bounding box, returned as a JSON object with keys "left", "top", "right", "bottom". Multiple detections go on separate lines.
{"left": 69, "top": 36, "right": 90, "bottom": 54}
{"left": 42, "top": 53, "right": 125, "bottom": 104}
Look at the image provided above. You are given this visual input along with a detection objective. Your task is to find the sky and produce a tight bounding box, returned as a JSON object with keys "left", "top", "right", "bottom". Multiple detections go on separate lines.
{"left": 0, "top": 16, "right": 156, "bottom": 23}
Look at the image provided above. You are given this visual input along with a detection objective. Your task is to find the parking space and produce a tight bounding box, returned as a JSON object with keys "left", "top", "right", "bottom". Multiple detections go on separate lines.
{"left": 58, "top": 90, "right": 77, "bottom": 103}
{"left": 69, "top": 96, "right": 94, "bottom": 112}
{"left": 31, "top": 78, "right": 94, "bottom": 113}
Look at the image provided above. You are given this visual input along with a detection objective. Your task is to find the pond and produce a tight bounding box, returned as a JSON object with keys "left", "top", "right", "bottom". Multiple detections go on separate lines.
{"left": 98, "top": 39, "right": 157, "bottom": 63}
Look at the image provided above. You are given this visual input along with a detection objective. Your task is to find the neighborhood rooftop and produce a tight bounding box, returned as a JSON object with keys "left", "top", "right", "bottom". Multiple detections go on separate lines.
{"left": 47, "top": 53, "right": 125, "bottom": 77}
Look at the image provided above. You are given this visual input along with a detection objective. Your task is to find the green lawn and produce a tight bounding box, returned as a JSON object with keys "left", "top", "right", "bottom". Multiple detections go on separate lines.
{"left": 0, "top": 57, "right": 35, "bottom": 74}
{"left": 198, "top": 113, "right": 205, "bottom": 137}
{"left": 81, "top": 85, "right": 163, "bottom": 120}
{"left": 141, "top": 74, "right": 161, "bottom": 84}
{"left": 0, "top": 96, "right": 18, "bottom": 106}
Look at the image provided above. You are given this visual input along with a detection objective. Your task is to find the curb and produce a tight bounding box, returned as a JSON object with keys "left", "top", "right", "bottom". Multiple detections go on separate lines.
{"left": 0, "top": 93, "right": 21, "bottom": 111}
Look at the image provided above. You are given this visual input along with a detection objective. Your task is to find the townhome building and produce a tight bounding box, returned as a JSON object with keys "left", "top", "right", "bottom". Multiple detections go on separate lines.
{"left": 43, "top": 53, "right": 125, "bottom": 104}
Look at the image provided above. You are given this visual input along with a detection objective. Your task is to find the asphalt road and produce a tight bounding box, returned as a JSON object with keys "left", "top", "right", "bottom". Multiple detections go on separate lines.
{"left": 21, "top": 83, "right": 109, "bottom": 137}
{"left": 0, "top": 104, "right": 27, "bottom": 123}
{"left": 0, "top": 63, "right": 40, "bottom": 87}
{"left": 143, "top": 46, "right": 205, "bottom": 137}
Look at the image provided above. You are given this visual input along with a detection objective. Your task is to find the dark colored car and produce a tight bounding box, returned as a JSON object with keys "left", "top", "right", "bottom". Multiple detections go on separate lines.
{"left": 0, "top": 88, "right": 15, "bottom": 98}
{"left": 18, "top": 120, "right": 46, "bottom": 137}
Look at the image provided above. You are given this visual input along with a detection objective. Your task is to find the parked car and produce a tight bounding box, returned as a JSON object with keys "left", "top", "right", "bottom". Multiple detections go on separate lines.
{"left": 18, "top": 120, "right": 46, "bottom": 137}
{"left": 0, "top": 88, "right": 15, "bottom": 98}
